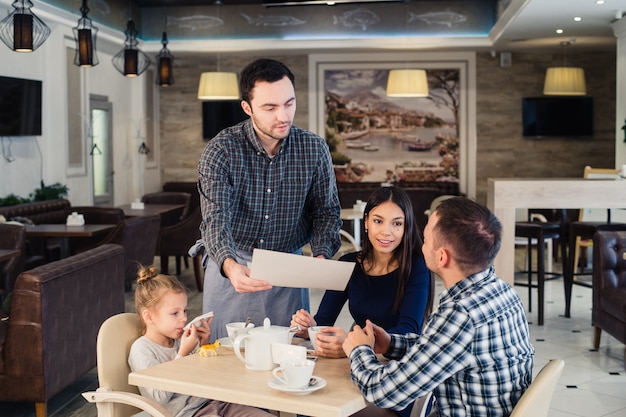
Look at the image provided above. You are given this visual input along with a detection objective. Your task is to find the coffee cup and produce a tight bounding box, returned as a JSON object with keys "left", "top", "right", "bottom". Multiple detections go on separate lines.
{"left": 225, "top": 321, "right": 254, "bottom": 343}
{"left": 272, "top": 359, "right": 315, "bottom": 389}
{"left": 308, "top": 326, "right": 334, "bottom": 350}
{"left": 271, "top": 342, "right": 306, "bottom": 364}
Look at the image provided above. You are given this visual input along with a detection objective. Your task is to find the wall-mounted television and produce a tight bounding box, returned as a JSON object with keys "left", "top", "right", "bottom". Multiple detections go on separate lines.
{"left": 202, "top": 100, "right": 248, "bottom": 140}
{"left": 0, "top": 75, "right": 42, "bottom": 136}
{"left": 522, "top": 96, "right": 593, "bottom": 138}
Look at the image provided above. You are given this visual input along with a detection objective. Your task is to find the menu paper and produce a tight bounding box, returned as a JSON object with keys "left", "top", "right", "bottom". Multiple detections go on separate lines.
{"left": 249, "top": 249, "right": 355, "bottom": 291}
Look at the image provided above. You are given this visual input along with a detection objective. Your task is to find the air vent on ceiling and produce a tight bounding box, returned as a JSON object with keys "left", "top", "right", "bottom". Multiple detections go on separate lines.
{"left": 263, "top": 0, "right": 403, "bottom": 6}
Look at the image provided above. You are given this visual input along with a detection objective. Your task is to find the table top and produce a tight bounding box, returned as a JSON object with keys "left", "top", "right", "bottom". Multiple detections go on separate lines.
{"left": 340, "top": 208, "right": 364, "bottom": 220}
{"left": 118, "top": 203, "right": 185, "bottom": 218}
{"left": 24, "top": 224, "right": 116, "bottom": 237}
{"left": 0, "top": 249, "right": 20, "bottom": 262}
{"left": 129, "top": 347, "right": 367, "bottom": 417}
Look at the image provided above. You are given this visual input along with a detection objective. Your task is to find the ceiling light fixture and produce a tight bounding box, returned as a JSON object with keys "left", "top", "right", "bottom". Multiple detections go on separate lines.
{"left": 263, "top": 0, "right": 401, "bottom": 6}
{"left": 543, "top": 40, "right": 586, "bottom": 96}
{"left": 73, "top": 0, "right": 98, "bottom": 67}
{"left": 386, "top": 69, "right": 429, "bottom": 97}
{"left": 198, "top": 72, "right": 240, "bottom": 100}
{"left": 0, "top": 0, "right": 51, "bottom": 52}
{"left": 112, "top": 18, "right": 151, "bottom": 77}
{"left": 197, "top": 2, "right": 239, "bottom": 100}
{"left": 155, "top": 9, "right": 173, "bottom": 86}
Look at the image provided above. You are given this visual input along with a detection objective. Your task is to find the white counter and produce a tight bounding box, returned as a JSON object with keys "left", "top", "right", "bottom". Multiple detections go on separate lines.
{"left": 487, "top": 178, "right": 626, "bottom": 285}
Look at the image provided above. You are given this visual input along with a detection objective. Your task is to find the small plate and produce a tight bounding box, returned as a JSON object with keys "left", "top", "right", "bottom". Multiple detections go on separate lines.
{"left": 268, "top": 376, "right": 327, "bottom": 395}
{"left": 217, "top": 337, "right": 233, "bottom": 348}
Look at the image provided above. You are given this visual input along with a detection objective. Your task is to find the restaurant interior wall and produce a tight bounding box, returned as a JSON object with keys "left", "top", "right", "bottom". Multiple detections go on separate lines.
{"left": 0, "top": 2, "right": 160, "bottom": 207}
{"left": 159, "top": 50, "right": 616, "bottom": 204}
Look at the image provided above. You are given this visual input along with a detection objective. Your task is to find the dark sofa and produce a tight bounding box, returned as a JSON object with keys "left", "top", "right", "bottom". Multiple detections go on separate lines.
{"left": 0, "top": 243, "right": 125, "bottom": 417}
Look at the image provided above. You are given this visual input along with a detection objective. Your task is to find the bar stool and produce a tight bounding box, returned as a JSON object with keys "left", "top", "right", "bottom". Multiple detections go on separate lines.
{"left": 515, "top": 210, "right": 568, "bottom": 325}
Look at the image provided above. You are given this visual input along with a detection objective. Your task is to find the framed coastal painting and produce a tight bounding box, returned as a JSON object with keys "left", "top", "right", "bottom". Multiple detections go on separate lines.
{"left": 308, "top": 52, "right": 476, "bottom": 197}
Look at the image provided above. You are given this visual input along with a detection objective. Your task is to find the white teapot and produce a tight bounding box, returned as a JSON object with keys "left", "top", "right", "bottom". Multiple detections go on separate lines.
{"left": 233, "top": 318, "right": 290, "bottom": 370}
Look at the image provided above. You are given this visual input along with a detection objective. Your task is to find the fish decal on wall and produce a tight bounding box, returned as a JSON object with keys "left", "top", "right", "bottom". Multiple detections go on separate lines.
{"left": 408, "top": 11, "right": 467, "bottom": 27}
{"left": 333, "top": 8, "right": 380, "bottom": 31}
{"left": 167, "top": 15, "right": 224, "bottom": 31}
{"left": 90, "top": 0, "right": 110, "bottom": 15}
{"left": 241, "top": 14, "right": 306, "bottom": 27}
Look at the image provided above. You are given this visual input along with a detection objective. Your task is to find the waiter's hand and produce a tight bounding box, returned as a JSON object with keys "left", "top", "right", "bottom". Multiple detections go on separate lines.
{"left": 223, "top": 258, "right": 272, "bottom": 293}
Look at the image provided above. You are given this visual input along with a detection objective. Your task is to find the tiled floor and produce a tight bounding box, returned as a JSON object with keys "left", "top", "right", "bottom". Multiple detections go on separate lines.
{"left": 1, "top": 256, "right": 625, "bottom": 417}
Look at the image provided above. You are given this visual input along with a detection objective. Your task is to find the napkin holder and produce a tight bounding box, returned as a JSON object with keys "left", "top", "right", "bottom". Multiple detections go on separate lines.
{"left": 352, "top": 200, "right": 366, "bottom": 213}
{"left": 130, "top": 200, "right": 145, "bottom": 210}
{"left": 66, "top": 212, "right": 85, "bottom": 226}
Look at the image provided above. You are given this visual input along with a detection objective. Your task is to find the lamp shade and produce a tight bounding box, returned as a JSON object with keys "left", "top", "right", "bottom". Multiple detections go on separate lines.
{"left": 197, "top": 72, "right": 240, "bottom": 100}
{"left": 543, "top": 67, "right": 586, "bottom": 96}
{"left": 73, "top": 0, "right": 99, "bottom": 67}
{"left": 0, "top": 0, "right": 51, "bottom": 52}
{"left": 386, "top": 69, "right": 429, "bottom": 97}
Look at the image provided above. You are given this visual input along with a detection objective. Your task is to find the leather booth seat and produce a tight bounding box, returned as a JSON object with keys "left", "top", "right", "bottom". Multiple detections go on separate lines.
{"left": 592, "top": 230, "right": 626, "bottom": 369}
{"left": 0, "top": 244, "right": 125, "bottom": 417}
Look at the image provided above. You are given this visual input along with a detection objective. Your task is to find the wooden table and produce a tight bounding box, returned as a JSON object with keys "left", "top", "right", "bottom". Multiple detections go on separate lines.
{"left": 118, "top": 203, "right": 185, "bottom": 218}
{"left": 129, "top": 347, "right": 367, "bottom": 417}
{"left": 341, "top": 208, "right": 364, "bottom": 249}
{"left": 25, "top": 224, "right": 116, "bottom": 258}
{"left": 0, "top": 249, "right": 20, "bottom": 262}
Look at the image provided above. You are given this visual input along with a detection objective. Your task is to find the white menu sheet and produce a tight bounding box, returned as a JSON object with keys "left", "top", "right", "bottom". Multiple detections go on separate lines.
{"left": 249, "top": 249, "right": 355, "bottom": 291}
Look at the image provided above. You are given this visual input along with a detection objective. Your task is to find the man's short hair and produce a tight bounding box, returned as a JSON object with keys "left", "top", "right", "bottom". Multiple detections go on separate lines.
{"left": 434, "top": 197, "right": 502, "bottom": 271}
{"left": 239, "top": 58, "right": 295, "bottom": 103}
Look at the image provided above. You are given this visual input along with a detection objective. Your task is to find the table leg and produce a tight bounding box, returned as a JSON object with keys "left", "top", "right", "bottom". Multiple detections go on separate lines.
{"left": 353, "top": 219, "right": 361, "bottom": 249}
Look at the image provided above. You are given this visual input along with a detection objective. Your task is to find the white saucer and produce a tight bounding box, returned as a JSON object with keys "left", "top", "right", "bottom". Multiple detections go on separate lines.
{"left": 268, "top": 376, "right": 326, "bottom": 395}
{"left": 217, "top": 337, "right": 233, "bottom": 348}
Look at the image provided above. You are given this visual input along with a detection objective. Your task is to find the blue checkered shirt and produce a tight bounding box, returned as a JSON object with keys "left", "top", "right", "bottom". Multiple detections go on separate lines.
{"left": 349, "top": 267, "right": 534, "bottom": 417}
{"left": 198, "top": 119, "right": 341, "bottom": 270}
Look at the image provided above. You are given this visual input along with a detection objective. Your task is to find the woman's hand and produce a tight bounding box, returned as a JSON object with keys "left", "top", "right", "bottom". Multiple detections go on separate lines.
{"left": 291, "top": 309, "right": 316, "bottom": 338}
{"left": 313, "top": 327, "right": 347, "bottom": 358}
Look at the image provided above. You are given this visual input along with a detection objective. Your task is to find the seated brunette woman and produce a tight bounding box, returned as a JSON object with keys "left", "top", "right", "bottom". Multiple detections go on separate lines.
{"left": 291, "top": 186, "right": 431, "bottom": 359}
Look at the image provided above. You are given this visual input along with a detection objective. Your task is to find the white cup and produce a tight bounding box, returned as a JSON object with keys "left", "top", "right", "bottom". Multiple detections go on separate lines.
{"left": 271, "top": 342, "right": 306, "bottom": 364}
{"left": 272, "top": 359, "right": 315, "bottom": 389}
{"left": 225, "top": 322, "right": 254, "bottom": 343}
{"left": 308, "top": 326, "right": 334, "bottom": 350}
{"left": 621, "top": 164, "right": 626, "bottom": 177}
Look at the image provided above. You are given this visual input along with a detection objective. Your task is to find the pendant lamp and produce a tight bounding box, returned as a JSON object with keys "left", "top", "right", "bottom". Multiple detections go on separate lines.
{"left": 543, "top": 40, "right": 586, "bottom": 96}
{"left": 155, "top": 31, "right": 174, "bottom": 86}
{"left": 197, "top": 72, "right": 240, "bottom": 100}
{"left": 543, "top": 67, "right": 586, "bottom": 96}
{"left": 73, "top": 0, "right": 98, "bottom": 67}
{"left": 386, "top": 69, "right": 429, "bottom": 97}
{"left": 112, "top": 18, "right": 151, "bottom": 77}
{"left": 0, "top": 0, "right": 51, "bottom": 52}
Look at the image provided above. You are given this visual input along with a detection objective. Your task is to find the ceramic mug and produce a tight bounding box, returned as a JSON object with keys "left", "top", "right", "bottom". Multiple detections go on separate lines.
{"left": 308, "top": 326, "right": 334, "bottom": 350}
{"left": 272, "top": 359, "right": 315, "bottom": 389}
{"left": 225, "top": 322, "right": 254, "bottom": 343}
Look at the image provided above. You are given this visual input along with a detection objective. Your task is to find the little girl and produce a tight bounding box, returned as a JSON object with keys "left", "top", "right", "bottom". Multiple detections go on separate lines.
{"left": 128, "top": 265, "right": 272, "bottom": 417}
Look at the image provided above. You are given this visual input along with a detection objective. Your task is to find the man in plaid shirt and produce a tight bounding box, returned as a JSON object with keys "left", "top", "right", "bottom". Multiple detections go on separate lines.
{"left": 343, "top": 197, "right": 534, "bottom": 417}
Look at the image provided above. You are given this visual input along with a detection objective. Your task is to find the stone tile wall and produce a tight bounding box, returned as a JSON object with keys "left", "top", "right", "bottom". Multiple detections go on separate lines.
{"left": 159, "top": 50, "right": 615, "bottom": 203}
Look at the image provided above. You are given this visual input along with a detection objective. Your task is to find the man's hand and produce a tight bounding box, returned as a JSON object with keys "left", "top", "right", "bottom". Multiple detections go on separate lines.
{"left": 223, "top": 258, "right": 272, "bottom": 293}
{"left": 369, "top": 321, "right": 392, "bottom": 354}
{"left": 342, "top": 321, "right": 375, "bottom": 356}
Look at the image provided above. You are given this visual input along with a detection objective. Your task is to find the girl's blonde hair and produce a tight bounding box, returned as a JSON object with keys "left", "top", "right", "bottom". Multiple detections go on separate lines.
{"left": 134, "top": 265, "right": 186, "bottom": 332}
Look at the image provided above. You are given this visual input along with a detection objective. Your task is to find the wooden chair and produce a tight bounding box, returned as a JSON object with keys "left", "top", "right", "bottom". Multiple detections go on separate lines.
{"left": 564, "top": 166, "right": 626, "bottom": 317}
{"left": 141, "top": 192, "right": 191, "bottom": 228}
{"left": 514, "top": 210, "right": 567, "bottom": 325}
{"left": 82, "top": 312, "right": 172, "bottom": 417}
{"left": 509, "top": 359, "right": 564, "bottom": 417}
